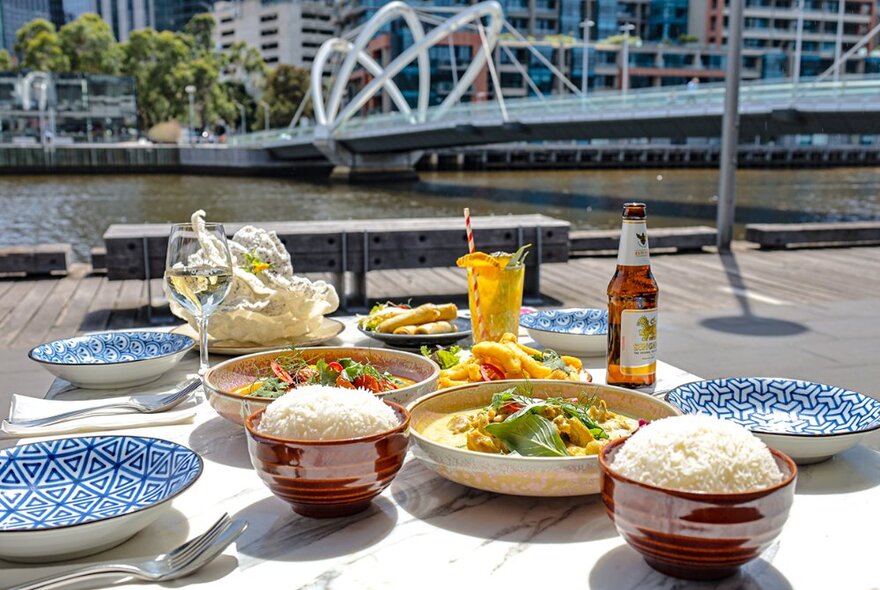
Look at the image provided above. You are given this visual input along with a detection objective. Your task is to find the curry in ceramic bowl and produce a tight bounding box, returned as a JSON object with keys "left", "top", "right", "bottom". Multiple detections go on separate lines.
{"left": 407, "top": 380, "right": 679, "bottom": 496}
{"left": 203, "top": 346, "right": 439, "bottom": 426}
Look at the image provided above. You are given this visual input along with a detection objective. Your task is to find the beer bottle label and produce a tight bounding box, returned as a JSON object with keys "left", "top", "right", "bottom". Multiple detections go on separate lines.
{"left": 617, "top": 220, "right": 650, "bottom": 266}
{"left": 620, "top": 308, "right": 658, "bottom": 375}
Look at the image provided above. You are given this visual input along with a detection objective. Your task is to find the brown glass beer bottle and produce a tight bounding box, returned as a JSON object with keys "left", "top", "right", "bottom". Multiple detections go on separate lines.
{"left": 606, "top": 203, "right": 659, "bottom": 388}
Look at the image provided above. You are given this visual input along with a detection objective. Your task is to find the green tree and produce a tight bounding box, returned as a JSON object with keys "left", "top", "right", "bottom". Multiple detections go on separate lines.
{"left": 0, "top": 50, "right": 14, "bottom": 72}
{"left": 185, "top": 13, "right": 216, "bottom": 54}
{"left": 261, "top": 64, "right": 312, "bottom": 128}
{"left": 59, "top": 13, "right": 122, "bottom": 74}
{"left": 15, "top": 19, "right": 69, "bottom": 72}
{"left": 121, "top": 28, "right": 191, "bottom": 128}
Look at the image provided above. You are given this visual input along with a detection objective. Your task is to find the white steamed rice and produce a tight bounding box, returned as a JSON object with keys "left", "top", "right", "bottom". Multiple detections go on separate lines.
{"left": 612, "top": 414, "right": 784, "bottom": 493}
{"left": 257, "top": 384, "right": 399, "bottom": 440}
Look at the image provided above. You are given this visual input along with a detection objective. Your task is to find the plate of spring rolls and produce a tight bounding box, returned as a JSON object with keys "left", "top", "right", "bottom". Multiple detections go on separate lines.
{"left": 358, "top": 302, "right": 472, "bottom": 349}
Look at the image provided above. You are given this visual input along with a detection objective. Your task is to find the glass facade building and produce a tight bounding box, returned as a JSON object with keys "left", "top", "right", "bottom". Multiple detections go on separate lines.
{"left": 648, "top": 0, "right": 688, "bottom": 41}
{"left": 1, "top": 0, "right": 55, "bottom": 51}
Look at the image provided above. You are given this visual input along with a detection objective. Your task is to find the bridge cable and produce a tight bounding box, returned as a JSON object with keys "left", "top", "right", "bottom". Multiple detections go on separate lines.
{"left": 813, "top": 21, "right": 880, "bottom": 86}
{"left": 500, "top": 44, "right": 545, "bottom": 100}
{"left": 448, "top": 35, "right": 460, "bottom": 87}
{"left": 478, "top": 22, "right": 508, "bottom": 121}
{"left": 500, "top": 19, "right": 584, "bottom": 97}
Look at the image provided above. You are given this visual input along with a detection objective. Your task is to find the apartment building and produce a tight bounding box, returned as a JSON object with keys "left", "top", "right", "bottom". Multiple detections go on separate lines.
{"left": 693, "top": 0, "right": 878, "bottom": 77}
{"left": 213, "top": 0, "right": 336, "bottom": 68}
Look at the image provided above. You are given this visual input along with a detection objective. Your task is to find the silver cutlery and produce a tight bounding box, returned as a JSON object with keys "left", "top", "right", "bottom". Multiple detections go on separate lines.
{"left": 11, "top": 379, "right": 200, "bottom": 428}
{"left": 10, "top": 514, "right": 247, "bottom": 590}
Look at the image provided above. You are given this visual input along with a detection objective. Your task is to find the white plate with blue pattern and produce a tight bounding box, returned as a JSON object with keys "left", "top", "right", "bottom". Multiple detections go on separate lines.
{"left": 0, "top": 435, "right": 202, "bottom": 562}
{"left": 519, "top": 308, "right": 608, "bottom": 356}
{"left": 666, "top": 377, "right": 880, "bottom": 464}
{"left": 28, "top": 331, "right": 195, "bottom": 389}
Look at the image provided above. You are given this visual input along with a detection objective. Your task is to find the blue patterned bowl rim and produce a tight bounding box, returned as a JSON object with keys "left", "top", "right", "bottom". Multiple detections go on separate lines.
{"left": 28, "top": 331, "right": 195, "bottom": 366}
{"left": 519, "top": 308, "right": 608, "bottom": 336}
{"left": 665, "top": 377, "right": 880, "bottom": 438}
{"left": 0, "top": 435, "right": 203, "bottom": 533}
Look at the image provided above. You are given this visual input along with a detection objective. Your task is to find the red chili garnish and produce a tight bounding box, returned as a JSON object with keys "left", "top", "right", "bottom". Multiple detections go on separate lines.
{"left": 353, "top": 374, "right": 381, "bottom": 393}
{"left": 638, "top": 419, "right": 650, "bottom": 428}
{"left": 479, "top": 363, "right": 505, "bottom": 382}
{"left": 500, "top": 402, "right": 523, "bottom": 414}
{"left": 335, "top": 375, "right": 355, "bottom": 389}
{"left": 270, "top": 360, "right": 294, "bottom": 384}
{"left": 327, "top": 361, "right": 344, "bottom": 373}
{"left": 294, "top": 367, "right": 315, "bottom": 383}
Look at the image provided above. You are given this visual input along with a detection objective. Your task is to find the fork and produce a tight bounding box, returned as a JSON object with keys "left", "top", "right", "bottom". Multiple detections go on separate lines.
{"left": 10, "top": 379, "right": 201, "bottom": 428}
{"left": 10, "top": 514, "right": 248, "bottom": 590}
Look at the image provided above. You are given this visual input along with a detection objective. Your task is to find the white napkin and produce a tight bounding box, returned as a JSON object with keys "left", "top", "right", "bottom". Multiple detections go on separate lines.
{"left": 1, "top": 390, "right": 201, "bottom": 439}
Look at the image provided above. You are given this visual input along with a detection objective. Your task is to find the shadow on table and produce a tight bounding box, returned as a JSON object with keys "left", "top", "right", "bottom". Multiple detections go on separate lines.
{"left": 232, "top": 496, "right": 397, "bottom": 563}
{"left": 390, "top": 461, "right": 617, "bottom": 543}
{"left": 795, "top": 445, "right": 880, "bottom": 495}
{"left": 188, "top": 416, "right": 252, "bottom": 469}
{"left": 1, "top": 507, "right": 197, "bottom": 578}
{"left": 589, "top": 545, "right": 793, "bottom": 590}
{"left": 699, "top": 251, "right": 808, "bottom": 337}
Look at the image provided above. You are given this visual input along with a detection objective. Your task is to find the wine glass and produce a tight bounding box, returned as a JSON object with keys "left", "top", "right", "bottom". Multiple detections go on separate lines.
{"left": 164, "top": 222, "right": 233, "bottom": 376}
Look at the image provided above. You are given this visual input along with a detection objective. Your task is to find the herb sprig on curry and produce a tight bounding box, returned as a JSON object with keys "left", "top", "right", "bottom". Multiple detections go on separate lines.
{"left": 232, "top": 349, "right": 413, "bottom": 398}
{"left": 427, "top": 385, "right": 642, "bottom": 457}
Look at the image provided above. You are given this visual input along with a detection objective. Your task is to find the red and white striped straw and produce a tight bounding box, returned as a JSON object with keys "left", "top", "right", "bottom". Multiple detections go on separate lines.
{"left": 464, "top": 208, "right": 485, "bottom": 340}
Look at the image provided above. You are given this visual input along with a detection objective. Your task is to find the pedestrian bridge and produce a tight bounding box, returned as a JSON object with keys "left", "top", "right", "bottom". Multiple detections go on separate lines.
{"left": 234, "top": 77, "right": 880, "bottom": 170}
{"left": 230, "top": 1, "right": 880, "bottom": 173}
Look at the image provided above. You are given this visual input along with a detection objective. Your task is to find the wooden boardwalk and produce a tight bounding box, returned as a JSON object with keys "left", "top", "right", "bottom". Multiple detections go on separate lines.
{"left": 1, "top": 242, "right": 877, "bottom": 351}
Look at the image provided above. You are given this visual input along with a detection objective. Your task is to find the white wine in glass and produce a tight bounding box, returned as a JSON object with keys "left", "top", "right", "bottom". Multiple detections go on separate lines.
{"left": 165, "top": 223, "right": 233, "bottom": 376}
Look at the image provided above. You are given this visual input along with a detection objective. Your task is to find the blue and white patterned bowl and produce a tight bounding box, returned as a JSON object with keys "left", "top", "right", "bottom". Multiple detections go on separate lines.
{"left": 0, "top": 436, "right": 202, "bottom": 562}
{"left": 29, "top": 331, "right": 194, "bottom": 389}
{"left": 666, "top": 377, "right": 880, "bottom": 464}
{"left": 520, "top": 308, "right": 608, "bottom": 356}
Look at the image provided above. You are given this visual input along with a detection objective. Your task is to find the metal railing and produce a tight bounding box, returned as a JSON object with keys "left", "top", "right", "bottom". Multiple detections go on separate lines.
{"left": 231, "top": 74, "right": 880, "bottom": 147}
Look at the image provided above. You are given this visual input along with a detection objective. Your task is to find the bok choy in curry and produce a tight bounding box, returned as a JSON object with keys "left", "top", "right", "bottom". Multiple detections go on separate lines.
{"left": 425, "top": 386, "right": 642, "bottom": 457}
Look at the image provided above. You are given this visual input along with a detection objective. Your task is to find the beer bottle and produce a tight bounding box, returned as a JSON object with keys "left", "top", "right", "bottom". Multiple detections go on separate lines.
{"left": 606, "top": 203, "right": 659, "bottom": 388}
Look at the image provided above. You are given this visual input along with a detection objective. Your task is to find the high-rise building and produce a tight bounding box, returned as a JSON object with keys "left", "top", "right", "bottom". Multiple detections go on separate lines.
{"left": 154, "top": 0, "right": 217, "bottom": 33}
{"left": 648, "top": 0, "right": 688, "bottom": 41}
{"left": 693, "top": 0, "right": 878, "bottom": 78}
{"left": 1, "top": 0, "right": 55, "bottom": 51}
{"left": 213, "top": 0, "right": 336, "bottom": 67}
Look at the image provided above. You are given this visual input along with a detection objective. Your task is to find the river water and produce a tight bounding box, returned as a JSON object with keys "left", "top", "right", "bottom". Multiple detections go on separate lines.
{"left": 2, "top": 167, "right": 879, "bottom": 261}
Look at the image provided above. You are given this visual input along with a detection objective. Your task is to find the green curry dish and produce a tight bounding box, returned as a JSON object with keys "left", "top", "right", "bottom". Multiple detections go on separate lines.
{"left": 484, "top": 413, "right": 568, "bottom": 457}
{"left": 490, "top": 386, "right": 608, "bottom": 442}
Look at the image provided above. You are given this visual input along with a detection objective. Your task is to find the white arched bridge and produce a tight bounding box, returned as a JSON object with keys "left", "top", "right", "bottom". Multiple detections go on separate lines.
{"left": 232, "top": 1, "right": 880, "bottom": 175}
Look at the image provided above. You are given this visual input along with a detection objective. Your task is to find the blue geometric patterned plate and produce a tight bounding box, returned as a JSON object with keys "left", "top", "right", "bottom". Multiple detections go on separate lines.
{"left": 0, "top": 436, "right": 202, "bottom": 561}
{"left": 520, "top": 309, "right": 608, "bottom": 356}
{"left": 666, "top": 377, "right": 880, "bottom": 464}
{"left": 29, "top": 332, "right": 194, "bottom": 365}
{"left": 519, "top": 308, "right": 608, "bottom": 335}
{"left": 28, "top": 332, "right": 195, "bottom": 389}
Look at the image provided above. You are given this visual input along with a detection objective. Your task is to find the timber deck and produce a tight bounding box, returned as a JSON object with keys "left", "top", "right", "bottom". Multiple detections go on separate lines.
{"left": 0, "top": 242, "right": 876, "bottom": 352}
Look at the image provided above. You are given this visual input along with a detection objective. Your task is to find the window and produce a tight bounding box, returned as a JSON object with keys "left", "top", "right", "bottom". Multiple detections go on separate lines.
{"left": 261, "top": 28, "right": 278, "bottom": 37}
{"left": 221, "top": 43, "right": 232, "bottom": 50}
{"left": 221, "top": 29, "right": 234, "bottom": 37}
{"left": 265, "top": 56, "right": 279, "bottom": 64}
{"left": 260, "top": 13, "right": 278, "bottom": 22}
{"left": 220, "top": 16, "right": 233, "bottom": 24}
{"left": 261, "top": 42, "right": 278, "bottom": 50}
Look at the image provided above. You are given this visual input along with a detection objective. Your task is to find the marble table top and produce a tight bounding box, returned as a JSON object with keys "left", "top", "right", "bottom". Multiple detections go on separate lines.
{"left": 3, "top": 319, "right": 879, "bottom": 589}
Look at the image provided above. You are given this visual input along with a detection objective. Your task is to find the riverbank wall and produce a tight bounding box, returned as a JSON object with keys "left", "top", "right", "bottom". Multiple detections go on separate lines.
{"left": 2, "top": 142, "right": 880, "bottom": 175}
{"left": 0, "top": 144, "right": 328, "bottom": 176}
{"left": 420, "top": 143, "right": 880, "bottom": 171}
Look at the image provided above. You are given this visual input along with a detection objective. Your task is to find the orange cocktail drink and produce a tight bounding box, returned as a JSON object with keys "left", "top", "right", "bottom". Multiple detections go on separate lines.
{"left": 457, "top": 250, "right": 526, "bottom": 342}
